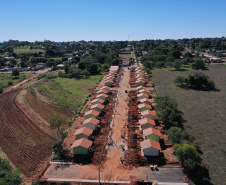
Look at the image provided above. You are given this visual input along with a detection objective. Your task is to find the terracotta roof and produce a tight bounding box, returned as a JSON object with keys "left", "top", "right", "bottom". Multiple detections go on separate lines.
{"left": 139, "top": 118, "right": 155, "bottom": 126}
{"left": 140, "top": 139, "right": 161, "bottom": 150}
{"left": 91, "top": 103, "right": 104, "bottom": 110}
{"left": 143, "top": 128, "right": 161, "bottom": 137}
{"left": 91, "top": 98, "right": 104, "bottom": 104}
{"left": 101, "top": 86, "right": 111, "bottom": 90}
{"left": 97, "top": 89, "right": 108, "bottom": 94}
{"left": 84, "top": 110, "right": 99, "bottom": 116}
{"left": 74, "top": 127, "right": 93, "bottom": 136}
{"left": 141, "top": 110, "right": 156, "bottom": 117}
{"left": 83, "top": 117, "right": 100, "bottom": 125}
{"left": 97, "top": 94, "right": 108, "bottom": 98}
{"left": 140, "top": 98, "right": 154, "bottom": 104}
{"left": 71, "top": 138, "right": 92, "bottom": 149}
{"left": 138, "top": 89, "right": 150, "bottom": 94}
{"left": 137, "top": 93, "right": 149, "bottom": 98}
{"left": 138, "top": 103, "right": 152, "bottom": 109}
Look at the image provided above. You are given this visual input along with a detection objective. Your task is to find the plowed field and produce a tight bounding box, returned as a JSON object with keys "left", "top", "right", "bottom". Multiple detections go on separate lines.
{"left": 25, "top": 91, "right": 73, "bottom": 122}
{"left": 0, "top": 89, "right": 56, "bottom": 177}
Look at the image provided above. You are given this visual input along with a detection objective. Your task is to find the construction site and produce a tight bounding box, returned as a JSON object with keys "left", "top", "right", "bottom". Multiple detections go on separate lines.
{"left": 39, "top": 49, "right": 188, "bottom": 185}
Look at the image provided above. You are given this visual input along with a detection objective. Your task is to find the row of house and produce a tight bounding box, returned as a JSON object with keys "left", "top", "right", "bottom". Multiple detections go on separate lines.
{"left": 135, "top": 67, "right": 162, "bottom": 157}
{"left": 105, "top": 66, "right": 119, "bottom": 87}
{"left": 71, "top": 66, "right": 119, "bottom": 158}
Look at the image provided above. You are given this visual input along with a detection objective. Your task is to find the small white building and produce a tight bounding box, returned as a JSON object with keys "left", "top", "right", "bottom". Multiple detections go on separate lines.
{"left": 140, "top": 139, "right": 161, "bottom": 157}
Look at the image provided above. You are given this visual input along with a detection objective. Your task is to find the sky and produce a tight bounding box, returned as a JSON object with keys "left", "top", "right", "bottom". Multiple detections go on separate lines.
{"left": 0, "top": 0, "right": 226, "bottom": 42}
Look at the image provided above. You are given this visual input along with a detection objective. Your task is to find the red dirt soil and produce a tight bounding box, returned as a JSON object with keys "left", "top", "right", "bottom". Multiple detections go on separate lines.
{"left": 0, "top": 89, "right": 56, "bottom": 177}
{"left": 25, "top": 91, "right": 74, "bottom": 122}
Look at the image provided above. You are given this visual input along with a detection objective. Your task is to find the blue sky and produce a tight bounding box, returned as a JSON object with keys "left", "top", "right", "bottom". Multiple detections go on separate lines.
{"left": 0, "top": 0, "right": 226, "bottom": 41}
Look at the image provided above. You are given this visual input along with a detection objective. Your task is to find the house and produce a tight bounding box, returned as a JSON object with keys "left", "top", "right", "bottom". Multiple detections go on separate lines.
{"left": 91, "top": 103, "right": 104, "bottom": 112}
{"left": 96, "top": 93, "right": 108, "bottom": 101}
{"left": 138, "top": 103, "right": 152, "bottom": 112}
{"left": 71, "top": 138, "right": 93, "bottom": 155}
{"left": 141, "top": 110, "right": 156, "bottom": 120}
{"left": 143, "top": 128, "right": 161, "bottom": 142}
{"left": 83, "top": 117, "right": 99, "bottom": 130}
{"left": 84, "top": 110, "right": 100, "bottom": 119}
{"left": 139, "top": 118, "right": 155, "bottom": 130}
{"left": 138, "top": 89, "right": 150, "bottom": 95}
{"left": 109, "top": 66, "right": 119, "bottom": 72}
{"left": 136, "top": 86, "right": 147, "bottom": 91}
{"left": 97, "top": 89, "right": 109, "bottom": 95}
{"left": 101, "top": 86, "right": 111, "bottom": 92}
{"left": 139, "top": 98, "right": 154, "bottom": 106}
{"left": 74, "top": 127, "right": 93, "bottom": 140}
{"left": 137, "top": 93, "right": 149, "bottom": 100}
{"left": 137, "top": 80, "right": 145, "bottom": 86}
{"left": 140, "top": 139, "right": 161, "bottom": 156}
{"left": 91, "top": 98, "right": 105, "bottom": 105}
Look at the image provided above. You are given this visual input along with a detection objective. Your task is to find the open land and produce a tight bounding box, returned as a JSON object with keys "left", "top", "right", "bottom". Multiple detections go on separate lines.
{"left": 0, "top": 89, "right": 56, "bottom": 177}
{"left": 152, "top": 65, "right": 226, "bottom": 185}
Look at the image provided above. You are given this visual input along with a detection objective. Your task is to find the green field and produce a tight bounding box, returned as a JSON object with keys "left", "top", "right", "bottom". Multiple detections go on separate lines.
{"left": 119, "top": 54, "right": 131, "bottom": 58}
{"left": 14, "top": 48, "right": 45, "bottom": 54}
{"left": 34, "top": 75, "right": 103, "bottom": 112}
{"left": 0, "top": 73, "right": 33, "bottom": 88}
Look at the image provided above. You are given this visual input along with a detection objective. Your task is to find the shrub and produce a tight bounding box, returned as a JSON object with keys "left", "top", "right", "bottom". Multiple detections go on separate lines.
{"left": 174, "top": 60, "right": 182, "bottom": 69}
{"left": 37, "top": 73, "right": 46, "bottom": 80}
{"left": 174, "top": 75, "right": 186, "bottom": 86}
{"left": 8, "top": 81, "right": 13, "bottom": 86}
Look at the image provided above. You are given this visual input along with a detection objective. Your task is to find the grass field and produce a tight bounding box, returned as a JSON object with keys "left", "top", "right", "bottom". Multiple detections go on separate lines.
{"left": 0, "top": 73, "right": 33, "bottom": 88}
{"left": 152, "top": 65, "right": 226, "bottom": 185}
{"left": 14, "top": 48, "right": 45, "bottom": 54}
{"left": 34, "top": 75, "right": 103, "bottom": 112}
{"left": 119, "top": 54, "right": 131, "bottom": 58}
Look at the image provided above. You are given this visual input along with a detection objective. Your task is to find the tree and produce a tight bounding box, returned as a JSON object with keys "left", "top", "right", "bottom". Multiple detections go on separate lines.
{"left": 185, "top": 72, "right": 215, "bottom": 90}
{"left": 47, "top": 59, "right": 56, "bottom": 68}
{"left": 191, "top": 59, "right": 205, "bottom": 69}
{"left": 49, "top": 113, "right": 66, "bottom": 138}
{"left": 89, "top": 63, "right": 98, "bottom": 75}
{"left": 73, "top": 68, "right": 82, "bottom": 78}
{"left": 0, "top": 86, "right": 3, "bottom": 94}
{"left": 64, "top": 62, "right": 70, "bottom": 74}
{"left": 175, "top": 144, "right": 201, "bottom": 167}
{"left": 12, "top": 69, "right": 20, "bottom": 78}
{"left": 82, "top": 69, "right": 90, "bottom": 78}
{"left": 167, "top": 127, "right": 183, "bottom": 144}
{"left": 174, "top": 75, "right": 185, "bottom": 86}
{"left": 173, "top": 60, "right": 182, "bottom": 70}
{"left": 0, "top": 156, "right": 23, "bottom": 185}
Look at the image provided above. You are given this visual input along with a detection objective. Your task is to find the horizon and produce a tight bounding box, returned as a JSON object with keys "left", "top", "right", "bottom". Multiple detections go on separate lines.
{"left": 0, "top": 0, "right": 226, "bottom": 42}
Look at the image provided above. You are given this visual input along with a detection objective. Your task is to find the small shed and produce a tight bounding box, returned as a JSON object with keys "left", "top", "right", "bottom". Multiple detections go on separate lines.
{"left": 138, "top": 103, "right": 152, "bottom": 112}
{"left": 84, "top": 110, "right": 100, "bottom": 119}
{"left": 143, "top": 128, "right": 161, "bottom": 142}
{"left": 91, "top": 98, "right": 105, "bottom": 105}
{"left": 139, "top": 118, "right": 155, "bottom": 130}
{"left": 71, "top": 138, "right": 93, "bottom": 155}
{"left": 141, "top": 110, "right": 156, "bottom": 120}
{"left": 140, "top": 139, "right": 161, "bottom": 157}
{"left": 91, "top": 103, "right": 104, "bottom": 112}
{"left": 74, "top": 127, "right": 93, "bottom": 140}
{"left": 83, "top": 117, "right": 99, "bottom": 130}
{"left": 137, "top": 93, "right": 149, "bottom": 100}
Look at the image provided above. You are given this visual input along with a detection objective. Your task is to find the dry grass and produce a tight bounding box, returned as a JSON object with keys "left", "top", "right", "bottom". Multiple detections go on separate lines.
{"left": 152, "top": 65, "right": 226, "bottom": 185}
